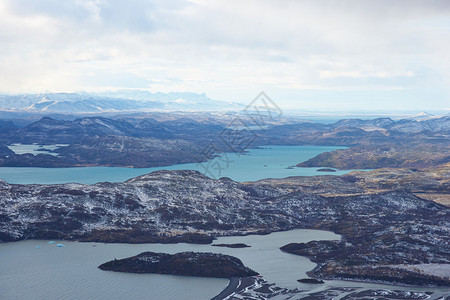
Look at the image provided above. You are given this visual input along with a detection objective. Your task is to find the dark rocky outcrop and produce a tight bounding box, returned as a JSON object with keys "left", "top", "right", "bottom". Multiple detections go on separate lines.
{"left": 98, "top": 251, "right": 258, "bottom": 278}
{"left": 297, "top": 278, "right": 324, "bottom": 284}
{"left": 212, "top": 243, "right": 251, "bottom": 248}
{"left": 317, "top": 168, "right": 337, "bottom": 172}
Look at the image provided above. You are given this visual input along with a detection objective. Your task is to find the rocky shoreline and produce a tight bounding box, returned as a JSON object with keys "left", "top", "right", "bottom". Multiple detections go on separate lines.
{"left": 281, "top": 241, "right": 450, "bottom": 287}
{"left": 79, "top": 230, "right": 214, "bottom": 244}
{"left": 212, "top": 276, "right": 449, "bottom": 300}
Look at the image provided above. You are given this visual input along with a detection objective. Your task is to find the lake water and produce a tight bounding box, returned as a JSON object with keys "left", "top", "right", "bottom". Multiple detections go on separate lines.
{"left": 0, "top": 230, "right": 446, "bottom": 300}
{"left": 0, "top": 229, "right": 337, "bottom": 300}
{"left": 0, "top": 145, "right": 360, "bottom": 184}
{"left": 7, "top": 143, "right": 69, "bottom": 156}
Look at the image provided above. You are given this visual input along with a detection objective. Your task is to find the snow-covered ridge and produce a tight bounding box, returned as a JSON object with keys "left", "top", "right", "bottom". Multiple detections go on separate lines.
{"left": 0, "top": 91, "right": 243, "bottom": 113}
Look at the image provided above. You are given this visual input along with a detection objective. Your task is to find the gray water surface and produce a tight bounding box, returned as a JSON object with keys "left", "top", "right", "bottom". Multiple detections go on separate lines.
{"left": 1, "top": 230, "right": 447, "bottom": 299}
{"left": 0, "top": 229, "right": 339, "bottom": 300}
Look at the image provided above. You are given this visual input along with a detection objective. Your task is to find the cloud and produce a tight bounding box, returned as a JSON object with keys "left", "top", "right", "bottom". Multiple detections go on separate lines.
{"left": 0, "top": 0, "right": 449, "bottom": 110}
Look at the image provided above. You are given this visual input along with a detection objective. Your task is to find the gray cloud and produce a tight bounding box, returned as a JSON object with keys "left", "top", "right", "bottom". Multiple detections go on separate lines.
{"left": 0, "top": 0, "right": 449, "bottom": 110}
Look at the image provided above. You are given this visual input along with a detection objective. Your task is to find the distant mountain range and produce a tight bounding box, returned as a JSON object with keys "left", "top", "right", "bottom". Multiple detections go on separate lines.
{"left": 0, "top": 91, "right": 243, "bottom": 113}
{"left": 1, "top": 91, "right": 448, "bottom": 124}
{"left": 403, "top": 111, "right": 440, "bottom": 121}
{"left": 0, "top": 112, "right": 448, "bottom": 168}
{"left": 329, "top": 115, "right": 450, "bottom": 133}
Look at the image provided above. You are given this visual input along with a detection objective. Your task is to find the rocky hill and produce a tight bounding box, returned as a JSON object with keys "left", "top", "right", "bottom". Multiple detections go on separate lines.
{"left": 296, "top": 143, "right": 450, "bottom": 169}
{"left": 0, "top": 116, "right": 225, "bottom": 167}
{"left": 253, "top": 163, "right": 450, "bottom": 206}
{"left": 266, "top": 117, "right": 450, "bottom": 170}
{"left": 98, "top": 251, "right": 258, "bottom": 278}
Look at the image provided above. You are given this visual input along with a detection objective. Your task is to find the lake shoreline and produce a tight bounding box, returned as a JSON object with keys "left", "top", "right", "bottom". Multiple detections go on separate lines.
{"left": 211, "top": 277, "right": 241, "bottom": 300}
{"left": 1, "top": 230, "right": 448, "bottom": 300}
{"left": 0, "top": 145, "right": 354, "bottom": 184}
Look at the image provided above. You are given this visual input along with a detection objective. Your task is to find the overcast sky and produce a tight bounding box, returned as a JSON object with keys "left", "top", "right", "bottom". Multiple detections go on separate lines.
{"left": 0, "top": 0, "right": 449, "bottom": 111}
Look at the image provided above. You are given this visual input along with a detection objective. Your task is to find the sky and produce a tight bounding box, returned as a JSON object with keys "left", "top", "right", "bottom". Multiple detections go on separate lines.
{"left": 0, "top": 0, "right": 449, "bottom": 111}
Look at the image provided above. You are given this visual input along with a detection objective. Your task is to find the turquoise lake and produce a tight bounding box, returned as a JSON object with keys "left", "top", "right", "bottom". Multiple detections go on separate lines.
{"left": 0, "top": 145, "right": 358, "bottom": 184}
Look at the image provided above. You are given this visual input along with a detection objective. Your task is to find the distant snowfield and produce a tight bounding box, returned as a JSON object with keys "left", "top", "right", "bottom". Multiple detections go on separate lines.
{"left": 0, "top": 91, "right": 243, "bottom": 113}
{"left": 7, "top": 143, "right": 69, "bottom": 156}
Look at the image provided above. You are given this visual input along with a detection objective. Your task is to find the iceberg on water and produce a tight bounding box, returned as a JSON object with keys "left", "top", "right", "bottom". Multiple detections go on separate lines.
{"left": 48, "top": 241, "right": 55, "bottom": 244}
{"left": 57, "top": 244, "right": 64, "bottom": 247}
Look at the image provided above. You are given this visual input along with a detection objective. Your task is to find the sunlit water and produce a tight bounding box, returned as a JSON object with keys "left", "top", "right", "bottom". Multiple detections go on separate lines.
{"left": 0, "top": 145, "right": 363, "bottom": 184}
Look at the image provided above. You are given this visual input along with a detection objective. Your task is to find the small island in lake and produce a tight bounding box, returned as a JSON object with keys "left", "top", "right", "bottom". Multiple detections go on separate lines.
{"left": 98, "top": 251, "right": 258, "bottom": 278}
{"left": 297, "top": 278, "right": 324, "bottom": 284}
{"left": 212, "top": 243, "right": 251, "bottom": 248}
{"left": 317, "top": 168, "right": 337, "bottom": 172}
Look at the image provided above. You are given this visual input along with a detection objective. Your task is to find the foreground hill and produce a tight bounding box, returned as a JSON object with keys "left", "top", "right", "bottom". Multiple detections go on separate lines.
{"left": 0, "top": 169, "right": 448, "bottom": 286}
